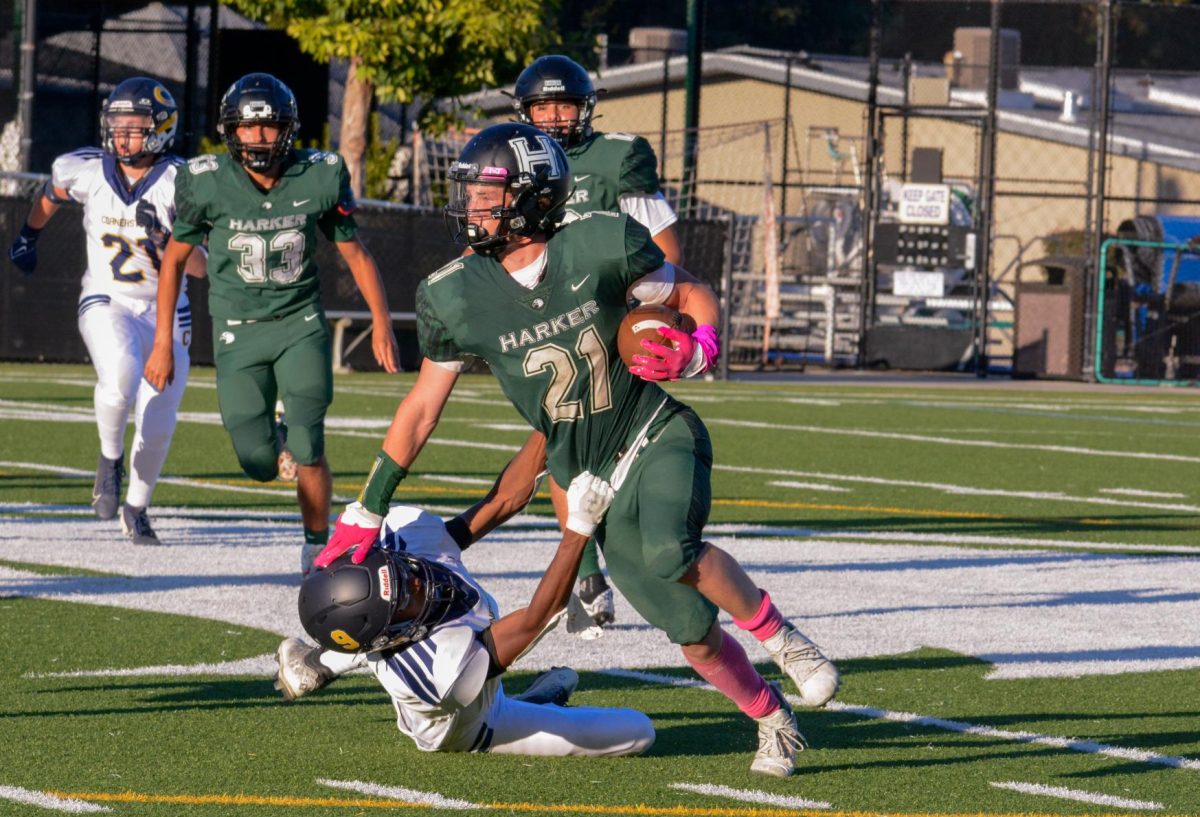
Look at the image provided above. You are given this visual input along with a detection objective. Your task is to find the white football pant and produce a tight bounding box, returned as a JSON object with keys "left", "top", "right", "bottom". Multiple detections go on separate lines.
{"left": 473, "top": 685, "right": 654, "bottom": 757}
{"left": 78, "top": 293, "right": 189, "bottom": 509}
{"left": 317, "top": 650, "right": 653, "bottom": 757}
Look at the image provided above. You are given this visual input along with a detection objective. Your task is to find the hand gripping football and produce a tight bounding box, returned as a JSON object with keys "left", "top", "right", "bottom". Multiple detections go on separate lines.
{"left": 616, "top": 304, "right": 697, "bottom": 368}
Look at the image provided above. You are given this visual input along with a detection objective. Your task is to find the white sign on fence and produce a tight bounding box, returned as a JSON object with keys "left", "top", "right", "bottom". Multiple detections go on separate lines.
{"left": 894, "top": 270, "right": 946, "bottom": 298}
{"left": 898, "top": 183, "right": 950, "bottom": 225}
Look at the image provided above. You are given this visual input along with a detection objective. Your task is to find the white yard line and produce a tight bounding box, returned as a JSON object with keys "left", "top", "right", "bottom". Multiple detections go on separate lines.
{"left": 718, "top": 463, "right": 1200, "bottom": 513}
{"left": 0, "top": 461, "right": 299, "bottom": 499}
{"left": 601, "top": 670, "right": 1200, "bottom": 772}
{"left": 669, "top": 783, "right": 832, "bottom": 810}
{"left": 316, "top": 779, "right": 481, "bottom": 810}
{"left": 0, "top": 785, "right": 110, "bottom": 813}
{"left": 990, "top": 781, "right": 1164, "bottom": 810}
{"left": 1100, "top": 488, "right": 1187, "bottom": 499}
{"left": 26, "top": 655, "right": 277, "bottom": 679}
{"left": 768, "top": 480, "right": 851, "bottom": 493}
{"left": 709, "top": 418, "right": 1200, "bottom": 463}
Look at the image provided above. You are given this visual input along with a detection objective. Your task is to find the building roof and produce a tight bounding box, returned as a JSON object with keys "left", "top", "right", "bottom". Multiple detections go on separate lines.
{"left": 464, "top": 47, "right": 1200, "bottom": 174}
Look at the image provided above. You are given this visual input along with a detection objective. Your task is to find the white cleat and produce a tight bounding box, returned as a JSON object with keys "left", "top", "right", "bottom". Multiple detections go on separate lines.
{"left": 274, "top": 638, "right": 334, "bottom": 701}
{"left": 276, "top": 449, "right": 299, "bottom": 482}
{"left": 300, "top": 544, "right": 323, "bottom": 576}
{"left": 578, "top": 573, "right": 615, "bottom": 627}
{"left": 751, "top": 683, "right": 808, "bottom": 777}
{"left": 512, "top": 666, "right": 579, "bottom": 706}
{"left": 565, "top": 593, "right": 604, "bottom": 640}
{"left": 763, "top": 622, "right": 840, "bottom": 707}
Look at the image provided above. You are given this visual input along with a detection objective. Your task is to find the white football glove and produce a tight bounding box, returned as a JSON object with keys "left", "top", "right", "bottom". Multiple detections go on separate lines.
{"left": 565, "top": 471, "right": 615, "bottom": 536}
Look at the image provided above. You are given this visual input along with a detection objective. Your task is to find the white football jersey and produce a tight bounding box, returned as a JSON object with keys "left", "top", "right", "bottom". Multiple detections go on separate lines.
{"left": 51, "top": 147, "right": 187, "bottom": 303}
{"left": 367, "top": 506, "right": 502, "bottom": 752}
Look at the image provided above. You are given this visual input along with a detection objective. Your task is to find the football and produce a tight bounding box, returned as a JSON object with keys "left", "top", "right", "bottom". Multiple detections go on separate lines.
{"left": 616, "top": 304, "right": 696, "bottom": 367}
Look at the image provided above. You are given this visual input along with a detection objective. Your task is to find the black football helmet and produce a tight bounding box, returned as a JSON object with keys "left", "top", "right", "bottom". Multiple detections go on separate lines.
{"left": 298, "top": 547, "right": 474, "bottom": 654}
{"left": 444, "top": 123, "right": 570, "bottom": 256}
{"left": 217, "top": 73, "right": 299, "bottom": 171}
{"left": 512, "top": 55, "right": 597, "bottom": 147}
{"left": 100, "top": 77, "right": 178, "bottom": 165}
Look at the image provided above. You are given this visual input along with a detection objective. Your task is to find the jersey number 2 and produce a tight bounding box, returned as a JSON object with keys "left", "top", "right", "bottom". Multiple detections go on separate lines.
{"left": 228, "top": 230, "right": 305, "bottom": 284}
{"left": 523, "top": 325, "right": 611, "bottom": 422}
{"left": 102, "top": 234, "right": 160, "bottom": 282}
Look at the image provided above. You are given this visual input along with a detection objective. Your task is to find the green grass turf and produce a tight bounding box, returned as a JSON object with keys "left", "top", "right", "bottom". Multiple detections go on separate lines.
{"left": 5, "top": 362, "right": 1200, "bottom": 546}
{"left": 1, "top": 598, "right": 1197, "bottom": 816}
{"left": 3, "top": 363, "right": 1200, "bottom": 815}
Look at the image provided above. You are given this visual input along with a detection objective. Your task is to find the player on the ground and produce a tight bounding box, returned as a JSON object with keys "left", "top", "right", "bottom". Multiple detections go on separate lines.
{"left": 283, "top": 470, "right": 655, "bottom": 757}
{"left": 508, "top": 53, "right": 685, "bottom": 631}
{"left": 313, "top": 123, "right": 837, "bottom": 776}
{"left": 143, "top": 73, "right": 400, "bottom": 572}
{"left": 8, "top": 77, "right": 205, "bottom": 545}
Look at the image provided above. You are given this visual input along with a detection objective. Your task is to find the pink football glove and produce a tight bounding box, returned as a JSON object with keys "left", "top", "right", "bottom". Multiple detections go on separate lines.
{"left": 630, "top": 324, "right": 719, "bottom": 381}
{"left": 313, "top": 502, "right": 383, "bottom": 569}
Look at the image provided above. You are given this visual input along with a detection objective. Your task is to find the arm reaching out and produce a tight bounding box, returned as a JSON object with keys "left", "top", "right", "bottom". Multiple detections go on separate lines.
{"left": 488, "top": 472, "right": 615, "bottom": 669}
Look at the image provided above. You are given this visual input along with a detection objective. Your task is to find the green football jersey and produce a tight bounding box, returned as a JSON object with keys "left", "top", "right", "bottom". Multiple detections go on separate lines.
{"left": 562, "top": 131, "right": 662, "bottom": 221}
{"left": 417, "top": 212, "right": 676, "bottom": 484}
{"left": 173, "top": 149, "right": 357, "bottom": 321}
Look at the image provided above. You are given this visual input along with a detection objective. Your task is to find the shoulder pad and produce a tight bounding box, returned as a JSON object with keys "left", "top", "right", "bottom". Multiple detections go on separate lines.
{"left": 162, "top": 154, "right": 186, "bottom": 167}
{"left": 428, "top": 259, "right": 465, "bottom": 286}
{"left": 187, "top": 154, "right": 220, "bottom": 175}
{"left": 64, "top": 147, "right": 105, "bottom": 161}
{"left": 602, "top": 132, "right": 638, "bottom": 142}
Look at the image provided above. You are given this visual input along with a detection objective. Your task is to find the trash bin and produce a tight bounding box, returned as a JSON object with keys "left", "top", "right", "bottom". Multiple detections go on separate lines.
{"left": 1013, "top": 256, "right": 1086, "bottom": 378}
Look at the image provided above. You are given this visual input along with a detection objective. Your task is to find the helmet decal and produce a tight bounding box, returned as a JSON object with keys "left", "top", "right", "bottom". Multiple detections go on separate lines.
{"left": 443, "top": 123, "right": 571, "bottom": 256}
{"left": 378, "top": 565, "right": 393, "bottom": 601}
{"left": 508, "top": 135, "right": 566, "bottom": 181}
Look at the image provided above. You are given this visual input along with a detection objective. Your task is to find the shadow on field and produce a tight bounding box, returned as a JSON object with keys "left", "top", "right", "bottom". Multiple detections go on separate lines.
{"left": 9, "top": 676, "right": 387, "bottom": 719}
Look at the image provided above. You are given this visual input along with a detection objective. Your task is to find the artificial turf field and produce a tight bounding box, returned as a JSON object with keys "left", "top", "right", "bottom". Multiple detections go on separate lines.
{"left": 1, "top": 361, "right": 1198, "bottom": 817}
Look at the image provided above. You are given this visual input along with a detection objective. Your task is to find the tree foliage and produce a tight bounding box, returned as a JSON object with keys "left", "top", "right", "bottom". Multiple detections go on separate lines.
{"left": 224, "top": 0, "right": 556, "bottom": 128}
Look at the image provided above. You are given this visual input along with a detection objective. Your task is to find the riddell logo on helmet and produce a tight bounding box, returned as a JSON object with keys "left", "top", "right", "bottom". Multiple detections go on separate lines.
{"left": 378, "top": 566, "right": 392, "bottom": 601}
{"left": 543, "top": 79, "right": 565, "bottom": 92}
{"left": 240, "top": 101, "right": 274, "bottom": 118}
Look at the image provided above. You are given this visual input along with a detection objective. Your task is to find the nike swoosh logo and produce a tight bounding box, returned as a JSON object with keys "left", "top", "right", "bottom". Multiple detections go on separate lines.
{"left": 573, "top": 175, "right": 590, "bottom": 182}
{"left": 293, "top": 199, "right": 311, "bottom": 207}
{"left": 570, "top": 275, "right": 591, "bottom": 292}
{"left": 304, "top": 313, "right": 319, "bottom": 322}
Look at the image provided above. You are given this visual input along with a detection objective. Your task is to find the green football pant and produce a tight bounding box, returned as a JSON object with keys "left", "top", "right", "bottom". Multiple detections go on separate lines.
{"left": 212, "top": 307, "right": 333, "bottom": 482}
{"left": 596, "top": 408, "right": 717, "bottom": 645}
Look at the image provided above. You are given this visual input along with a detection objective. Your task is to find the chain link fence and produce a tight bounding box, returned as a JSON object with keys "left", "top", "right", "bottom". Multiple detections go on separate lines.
{"left": 5, "top": 3, "right": 1200, "bottom": 380}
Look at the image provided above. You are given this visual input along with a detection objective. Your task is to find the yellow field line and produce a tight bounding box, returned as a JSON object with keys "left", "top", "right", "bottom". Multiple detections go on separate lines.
{"left": 46, "top": 790, "right": 812, "bottom": 816}
{"left": 46, "top": 790, "right": 1180, "bottom": 817}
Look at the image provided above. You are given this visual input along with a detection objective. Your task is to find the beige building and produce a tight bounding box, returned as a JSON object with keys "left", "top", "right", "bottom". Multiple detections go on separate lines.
{"left": 462, "top": 47, "right": 1200, "bottom": 371}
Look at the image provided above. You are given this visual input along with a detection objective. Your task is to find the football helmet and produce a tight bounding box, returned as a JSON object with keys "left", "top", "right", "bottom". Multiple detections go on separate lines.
{"left": 444, "top": 123, "right": 570, "bottom": 256}
{"left": 100, "top": 77, "right": 178, "bottom": 165}
{"left": 298, "top": 547, "right": 476, "bottom": 654}
{"left": 512, "top": 55, "right": 597, "bottom": 146}
{"left": 217, "top": 73, "right": 300, "bottom": 171}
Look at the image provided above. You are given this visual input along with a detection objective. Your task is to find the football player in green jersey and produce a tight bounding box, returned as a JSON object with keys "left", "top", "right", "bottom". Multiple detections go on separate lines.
{"left": 514, "top": 54, "right": 682, "bottom": 266}
{"left": 511, "top": 53, "right": 683, "bottom": 627}
{"left": 314, "top": 123, "right": 838, "bottom": 777}
{"left": 144, "top": 73, "right": 400, "bottom": 573}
